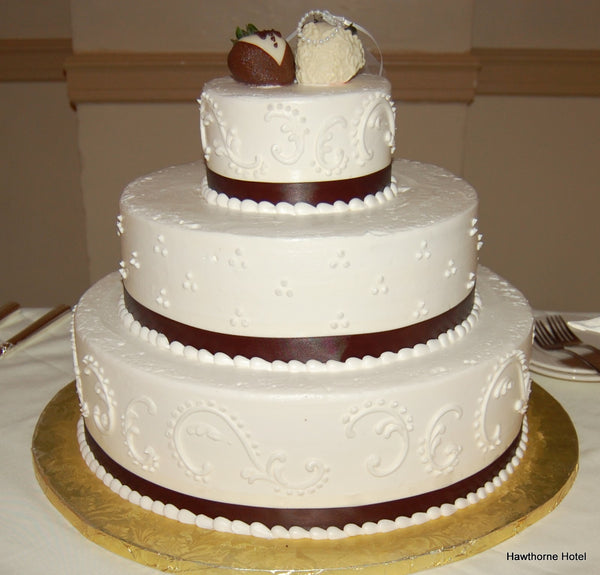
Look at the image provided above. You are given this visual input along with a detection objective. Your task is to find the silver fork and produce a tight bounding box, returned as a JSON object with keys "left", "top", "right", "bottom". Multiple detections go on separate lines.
{"left": 535, "top": 317, "right": 600, "bottom": 373}
{"left": 546, "top": 314, "right": 600, "bottom": 354}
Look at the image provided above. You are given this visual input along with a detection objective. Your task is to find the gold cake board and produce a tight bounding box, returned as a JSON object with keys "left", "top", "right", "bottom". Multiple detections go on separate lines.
{"left": 32, "top": 382, "right": 578, "bottom": 574}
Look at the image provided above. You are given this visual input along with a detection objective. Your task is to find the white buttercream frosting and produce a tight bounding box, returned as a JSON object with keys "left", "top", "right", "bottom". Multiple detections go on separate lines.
{"left": 119, "top": 160, "right": 479, "bottom": 339}
{"left": 73, "top": 267, "right": 533, "bottom": 511}
{"left": 76, "top": 415, "right": 528, "bottom": 540}
{"left": 199, "top": 74, "right": 395, "bottom": 184}
{"left": 69, "top": 13, "right": 535, "bottom": 544}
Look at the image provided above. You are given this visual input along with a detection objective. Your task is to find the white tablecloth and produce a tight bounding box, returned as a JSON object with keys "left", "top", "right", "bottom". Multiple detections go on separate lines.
{"left": 0, "top": 308, "right": 597, "bottom": 574}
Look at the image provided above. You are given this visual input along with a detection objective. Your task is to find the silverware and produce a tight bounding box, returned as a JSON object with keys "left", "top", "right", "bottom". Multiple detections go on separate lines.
{"left": 0, "top": 304, "right": 71, "bottom": 358}
{"left": 535, "top": 317, "right": 600, "bottom": 374}
{"left": 546, "top": 314, "right": 600, "bottom": 355}
{"left": 0, "top": 302, "right": 20, "bottom": 321}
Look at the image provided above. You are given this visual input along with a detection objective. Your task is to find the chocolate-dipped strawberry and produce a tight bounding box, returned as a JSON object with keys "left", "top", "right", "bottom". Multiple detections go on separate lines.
{"left": 228, "top": 25, "right": 295, "bottom": 85}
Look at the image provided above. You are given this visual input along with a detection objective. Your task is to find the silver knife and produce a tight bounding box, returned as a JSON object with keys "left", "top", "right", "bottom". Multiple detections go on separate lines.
{"left": 0, "top": 304, "right": 71, "bottom": 358}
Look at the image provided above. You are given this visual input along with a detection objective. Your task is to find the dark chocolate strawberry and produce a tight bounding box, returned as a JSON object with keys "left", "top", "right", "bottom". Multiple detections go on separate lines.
{"left": 227, "top": 26, "right": 295, "bottom": 85}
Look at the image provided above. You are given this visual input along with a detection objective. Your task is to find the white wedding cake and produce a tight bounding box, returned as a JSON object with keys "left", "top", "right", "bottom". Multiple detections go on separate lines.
{"left": 72, "top": 11, "right": 533, "bottom": 540}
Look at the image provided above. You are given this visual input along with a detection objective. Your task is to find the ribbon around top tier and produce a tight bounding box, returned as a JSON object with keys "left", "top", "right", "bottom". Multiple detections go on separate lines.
{"left": 206, "top": 166, "right": 392, "bottom": 206}
{"left": 123, "top": 288, "right": 475, "bottom": 364}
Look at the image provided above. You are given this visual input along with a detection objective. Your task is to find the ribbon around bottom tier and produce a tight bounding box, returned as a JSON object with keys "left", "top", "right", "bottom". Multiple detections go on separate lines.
{"left": 82, "top": 422, "right": 523, "bottom": 531}
{"left": 123, "top": 289, "right": 475, "bottom": 363}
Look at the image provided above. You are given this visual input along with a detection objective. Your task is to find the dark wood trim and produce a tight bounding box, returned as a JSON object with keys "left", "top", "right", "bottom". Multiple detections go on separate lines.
{"left": 64, "top": 52, "right": 226, "bottom": 103}
{"left": 385, "top": 52, "right": 480, "bottom": 102}
{"left": 474, "top": 48, "right": 600, "bottom": 96}
{"left": 0, "top": 38, "right": 72, "bottom": 81}
{"left": 63, "top": 51, "right": 481, "bottom": 103}
{"left": 2, "top": 39, "right": 599, "bottom": 101}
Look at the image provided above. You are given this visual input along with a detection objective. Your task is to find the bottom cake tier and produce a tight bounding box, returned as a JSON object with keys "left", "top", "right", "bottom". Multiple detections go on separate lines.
{"left": 32, "top": 381, "right": 578, "bottom": 572}
{"left": 72, "top": 266, "right": 533, "bottom": 539}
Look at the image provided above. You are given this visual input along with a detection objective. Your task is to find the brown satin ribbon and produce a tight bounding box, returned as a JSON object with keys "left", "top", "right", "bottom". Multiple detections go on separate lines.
{"left": 123, "top": 289, "right": 475, "bottom": 363}
{"left": 206, "top": 165, "right": 392, "bottom": 205}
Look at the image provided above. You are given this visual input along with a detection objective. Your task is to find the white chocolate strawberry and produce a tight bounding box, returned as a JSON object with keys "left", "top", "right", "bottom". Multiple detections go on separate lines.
{"left": 296, "top": 20, "right": 365, "bottom": 85}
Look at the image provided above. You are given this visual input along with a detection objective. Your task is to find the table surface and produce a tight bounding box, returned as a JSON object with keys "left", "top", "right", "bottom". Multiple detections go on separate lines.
{"left": 1, "top": 308, "right": 597, "bottom": 575}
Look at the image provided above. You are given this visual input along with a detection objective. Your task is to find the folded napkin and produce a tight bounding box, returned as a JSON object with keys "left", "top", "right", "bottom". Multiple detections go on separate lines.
{"left": 568, "top": 316, "right": 600, "bottom": 348}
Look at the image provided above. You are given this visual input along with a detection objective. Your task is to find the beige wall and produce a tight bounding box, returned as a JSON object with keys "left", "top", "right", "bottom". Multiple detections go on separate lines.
{"left": 464, "top": 96, "right": 600, "bottom": 310}
{"left": 0, "top": 82, "right": 87, "bottom": 305}
{"left": 76, "top": 103, "right": 199, "bottom": 281}
{"left": 0, "top": 0, "right": 87, "bottom": 306}
{"left": 473, "top": 0, "right": 600, "bottom": 49}
{"left": 68, "top": 0, "right": 474, "bottom": 52}
{"left": 1, "top": 1, "right": 599, "bottom": 312}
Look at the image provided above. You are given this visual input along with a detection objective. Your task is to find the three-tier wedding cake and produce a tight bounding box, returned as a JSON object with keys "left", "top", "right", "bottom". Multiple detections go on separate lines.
{"left": 71, "top": 10, "right": 533, "bottom": 540}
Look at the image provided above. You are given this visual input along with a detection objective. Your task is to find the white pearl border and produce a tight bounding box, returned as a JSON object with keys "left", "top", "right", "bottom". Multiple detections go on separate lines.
{"left": 295, "top": 10, "right": 350, "bottom": 44}
{"left": 77, "top": 415, "right": 528, "bottom": 540}
{"left": 201, "top": 176, "right": 404, "bottom": 215}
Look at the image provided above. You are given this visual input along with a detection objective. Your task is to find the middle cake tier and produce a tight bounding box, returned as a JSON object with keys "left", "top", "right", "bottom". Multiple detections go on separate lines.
{"left": 119, "top": 159, "right": 480, "bottom": 359}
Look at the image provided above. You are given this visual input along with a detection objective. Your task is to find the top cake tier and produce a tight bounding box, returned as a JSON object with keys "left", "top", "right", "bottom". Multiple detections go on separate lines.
{"left": 199, "top": 74, "right": 395, "bottom": 204}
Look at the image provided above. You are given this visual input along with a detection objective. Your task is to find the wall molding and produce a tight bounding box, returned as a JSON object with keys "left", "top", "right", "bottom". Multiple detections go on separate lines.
{"left": 65, "top": 52, "right": 227, "bottom": 103}
{"left": 62, "top": 51, "right": 483, "bottom": 103}
{"left": 2, "top": 39, "right": 599, "bottom": 102}
{"left": 0, "top": 38, "right": 72, "bottom": 81}
{"left": 474, "top": 48, "right": 600, "bottom": 97}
